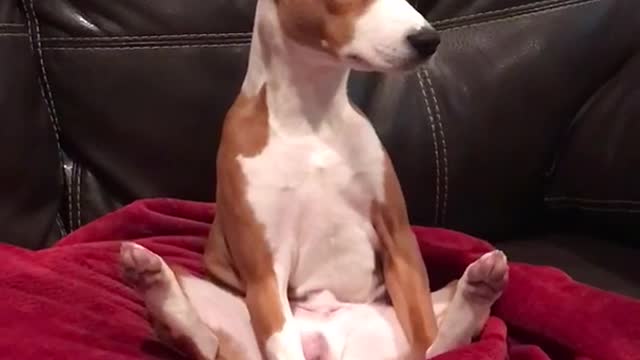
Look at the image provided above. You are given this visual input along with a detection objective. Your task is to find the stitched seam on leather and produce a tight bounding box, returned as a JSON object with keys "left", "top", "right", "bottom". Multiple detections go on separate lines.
{"left": 42, "top": 43, "right": 250, "bottom": 51}
{"left": 25, "top": 0, "right": 63, "bottom": 144}
{"left": 75, "top": 164, "right": 82, "bottom": 228}
{"left": 438, "top": 0, "right": 601, "bottom": 32}
{"left": 42, "top": 32, "right": 253, "bottom": 41}
{"left": 417, "top": 71, "right": 441, "bottom": 225}
{"left": 547, "top": 204, "right": 640, "bottom": 214}
{"left": 0, "top": 33, "right": 27, "bottom": 37}
{"left": 69, "top": 162, "right": 77, "bottom": 230}
{"left": 432, "top": 0, "right": 582, "bottom": 26}
{"left": 545, "top": 197, "right": 640, "bottom": 205}
{"left": 22, "top": 0, "right": 68, "bottom": 234}
{"left": 66, "top": 160, "right": 74, "bottom": 231}
{"left": 56, "top": 214, "right": 68, "bottom": 237}
{"left": 423, "top": 70, "right": 448, "bottom": 226}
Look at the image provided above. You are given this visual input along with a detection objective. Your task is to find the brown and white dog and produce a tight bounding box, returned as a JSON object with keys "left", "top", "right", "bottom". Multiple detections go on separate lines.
{"left": 120, "top": 0, "right": 509, "bottom": 359}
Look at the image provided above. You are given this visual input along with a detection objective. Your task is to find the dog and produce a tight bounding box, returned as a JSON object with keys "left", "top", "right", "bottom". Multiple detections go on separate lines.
{"left": 120, "top": 0, "right": 509, "bottom": 359}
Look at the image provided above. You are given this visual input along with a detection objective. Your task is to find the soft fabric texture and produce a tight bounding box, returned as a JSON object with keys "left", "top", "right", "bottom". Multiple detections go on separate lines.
{"left": 0, "top": 199, "right": 637, "bottom": 360}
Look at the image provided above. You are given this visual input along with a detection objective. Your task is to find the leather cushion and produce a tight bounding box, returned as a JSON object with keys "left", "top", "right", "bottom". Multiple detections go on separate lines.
{"left": 545, "top": 52, "right": 640, "bottom": 239}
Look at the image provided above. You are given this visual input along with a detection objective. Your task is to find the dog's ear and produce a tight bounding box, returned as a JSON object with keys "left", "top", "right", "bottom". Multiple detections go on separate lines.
{"left": 277, "top": 0, "right": 328, "bottom": 49}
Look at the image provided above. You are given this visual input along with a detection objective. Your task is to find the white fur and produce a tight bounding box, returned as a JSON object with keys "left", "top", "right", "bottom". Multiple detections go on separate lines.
{"left": 238, "top": 110, "right": 386, "bottom": 302}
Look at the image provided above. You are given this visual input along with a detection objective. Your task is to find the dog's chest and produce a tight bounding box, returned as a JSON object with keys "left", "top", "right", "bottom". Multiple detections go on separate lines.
{"left": 238, "top": 123, "right": 386, "bottom": 301}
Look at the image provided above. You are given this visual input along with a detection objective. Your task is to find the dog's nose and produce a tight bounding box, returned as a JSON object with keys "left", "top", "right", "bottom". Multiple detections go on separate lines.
{"left": 406, "top": 27, "right": 440, "bottom": 58}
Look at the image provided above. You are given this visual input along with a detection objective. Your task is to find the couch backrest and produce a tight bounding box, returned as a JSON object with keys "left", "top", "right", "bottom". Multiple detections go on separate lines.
{"left": 2, "top": 0, "right": 639, "bottom": 248}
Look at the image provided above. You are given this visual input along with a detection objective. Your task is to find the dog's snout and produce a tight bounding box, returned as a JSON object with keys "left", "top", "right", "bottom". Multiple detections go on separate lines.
{"left": 406, "top": 27, "right": 440, "bottom": 58}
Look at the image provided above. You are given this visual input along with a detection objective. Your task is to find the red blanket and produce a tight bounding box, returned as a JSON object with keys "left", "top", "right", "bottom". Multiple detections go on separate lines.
{"left": 0, "top": 199, "right": 637, "bottom": 360}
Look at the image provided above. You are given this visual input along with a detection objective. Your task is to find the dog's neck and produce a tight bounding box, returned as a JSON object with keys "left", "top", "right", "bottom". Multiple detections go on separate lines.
{"left": 241, "top": 0, "right": 353, "bottom": 136}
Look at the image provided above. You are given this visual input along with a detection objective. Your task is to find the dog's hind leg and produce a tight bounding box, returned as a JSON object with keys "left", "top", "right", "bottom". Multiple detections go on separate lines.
{"left": 426, "top": 250, "right": 509, "bottom": 359}
{"left": 175, "top": 267, "right": 262, "bottom": 360}
{"left": 120, "top": 242, "right": 220, "bottom": 360}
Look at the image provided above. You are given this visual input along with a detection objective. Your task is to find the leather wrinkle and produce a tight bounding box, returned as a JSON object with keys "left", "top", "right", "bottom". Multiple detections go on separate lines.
{"left": 41, "top": 33, "right": 252, "bottom": 49}
{"left": 42, "top": 43, "right": 250, "bottom": 51}
{"left": 42, "top": 32, "right": 253, "bottom": 41}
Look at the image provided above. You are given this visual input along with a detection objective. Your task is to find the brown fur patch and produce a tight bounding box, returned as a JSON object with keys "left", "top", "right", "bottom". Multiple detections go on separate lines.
{"left": 204, "top": 86, "right": 287, "bottom": 352}
{"left": 204, "top": 85, "right": 271, "bottom": 293}
{"left": 371, "top": 152, "right": 439, "bottom": 359}
{"left": 276, "top": 0, "right": 374, "bottom": 55}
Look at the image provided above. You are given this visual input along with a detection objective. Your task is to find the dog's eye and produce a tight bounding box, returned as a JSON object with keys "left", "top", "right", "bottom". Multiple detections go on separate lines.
{"left": 346, "top": 53, "right": 366, "bottom": 64}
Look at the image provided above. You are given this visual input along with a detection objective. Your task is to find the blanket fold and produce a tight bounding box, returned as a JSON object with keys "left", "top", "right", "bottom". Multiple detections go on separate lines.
{"left": 0, "top": 199, "right": 637, "bottom": 360}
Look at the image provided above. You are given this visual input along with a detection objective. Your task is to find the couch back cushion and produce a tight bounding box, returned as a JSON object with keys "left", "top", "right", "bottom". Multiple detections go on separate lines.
{"left": 6, "top": 0, "right": 638, "bottom": 247}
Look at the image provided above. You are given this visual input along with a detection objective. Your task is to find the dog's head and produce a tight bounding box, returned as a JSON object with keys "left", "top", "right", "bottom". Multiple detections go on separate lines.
{"left": 274, "top": 0, "right": 439, "bottom": 71}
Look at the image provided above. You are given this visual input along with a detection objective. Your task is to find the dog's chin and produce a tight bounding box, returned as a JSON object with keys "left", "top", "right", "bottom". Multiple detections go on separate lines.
{"left": 343, "top": 53, "right": 430, "bottom": 73}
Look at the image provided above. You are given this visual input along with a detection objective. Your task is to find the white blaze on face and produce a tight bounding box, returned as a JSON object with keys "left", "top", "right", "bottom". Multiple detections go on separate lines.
{"left": 340, "top": 0, "right": 431, "bottom": 71}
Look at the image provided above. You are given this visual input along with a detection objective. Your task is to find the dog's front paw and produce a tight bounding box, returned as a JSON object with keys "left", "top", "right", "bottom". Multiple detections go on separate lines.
{"left": 265, "top": 321, "right": 307, "bottom": 360}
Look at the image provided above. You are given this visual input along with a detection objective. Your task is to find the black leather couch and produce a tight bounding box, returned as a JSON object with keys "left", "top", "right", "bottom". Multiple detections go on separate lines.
{"left": 2, "top": 0, "right": 639, "bottom": 298}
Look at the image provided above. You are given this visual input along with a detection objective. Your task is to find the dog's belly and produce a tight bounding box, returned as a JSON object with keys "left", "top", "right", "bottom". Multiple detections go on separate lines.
{"left": 239, "top": 131, "right": 385, "bottom": 302}
{"left": 292, "top": 292, "right": 408, "bottom": 359}
{"left": 290, "top": 199, "right": 382, "bottom": 302}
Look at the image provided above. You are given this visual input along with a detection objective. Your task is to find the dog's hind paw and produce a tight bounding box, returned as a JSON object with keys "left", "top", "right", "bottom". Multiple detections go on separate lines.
{"left": 120, "top": 242, "right": 165, "bottom": 290}
{"left": 461, "top": 250, "right": 509, "bottom": 304}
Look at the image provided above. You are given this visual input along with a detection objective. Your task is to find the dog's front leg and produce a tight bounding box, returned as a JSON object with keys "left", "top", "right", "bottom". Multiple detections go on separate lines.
{"left": 213, "top": 218, "right": 305, "bottom": 359}
{"left": 376, "top": 223, "right": 438, "bottom": 359}
{"left": 213, "top": 195, "right": 305, "bottom": 359}
{"left": 212, "top": 214, "right": 305, "bottom": 359}
{"left": 244, "top": 264, "right": 305, "bottom": 360}
{"left": 372, "top": 154, "right": 439, "bottom": 359}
